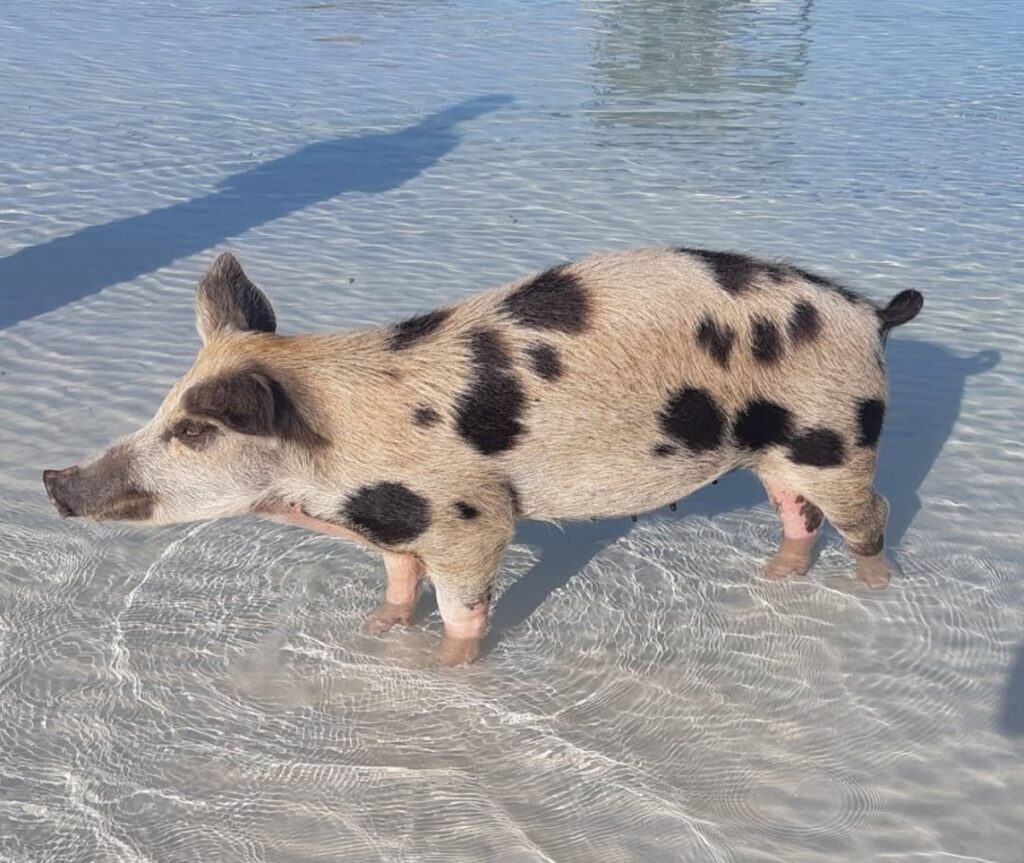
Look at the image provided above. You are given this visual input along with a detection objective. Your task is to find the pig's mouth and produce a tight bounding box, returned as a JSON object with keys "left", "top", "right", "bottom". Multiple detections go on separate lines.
{"left": 43, "top": 462, "right": 156, "bottom": 522}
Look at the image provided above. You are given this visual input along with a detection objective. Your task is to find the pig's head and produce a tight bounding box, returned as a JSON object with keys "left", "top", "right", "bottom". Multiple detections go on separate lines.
{"left": 43, "top": 253, "right": 325, "bottom": 525}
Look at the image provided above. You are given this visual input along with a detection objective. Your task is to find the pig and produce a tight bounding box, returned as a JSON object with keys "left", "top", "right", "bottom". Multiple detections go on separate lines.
{"left": 43, "top": 248, "right": 923, "bottom": 663}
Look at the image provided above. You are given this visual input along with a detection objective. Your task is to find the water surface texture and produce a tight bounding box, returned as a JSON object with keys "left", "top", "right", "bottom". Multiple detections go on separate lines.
{"left": 2, "top": 1, "right": 1023, "bottom": 861}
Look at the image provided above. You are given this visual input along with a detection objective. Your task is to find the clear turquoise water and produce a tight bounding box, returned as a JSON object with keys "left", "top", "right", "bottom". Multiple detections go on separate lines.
{"left": 1, "top": 2, "right": 1022, "bottom": 860}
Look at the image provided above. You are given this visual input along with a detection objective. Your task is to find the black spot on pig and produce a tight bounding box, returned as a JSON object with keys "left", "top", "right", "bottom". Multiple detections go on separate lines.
{"left": 342, "top": 482, "right": 431, "bottom": 545}
{"left": 677, "top": 248, "right": 787, "bottom": 294}
{"left": 801, "top": 499, "right": 824, "bottom": 533}
{"left": 787, "top": 301, "right": 821, "bottom": 345}
{"left": 856, "top": 399, "right": 885, "bottom": 447}
{"left": 734, "top": 400, "right": 793, "bottom": 450}
{"left": 659, "top": 387, "right": 726, "bottom": 452}
{"left": 653, "top": 443, "right": 678, "bottom": 458}
{"left": 501, "top": 265, "right": 590, "bottom": 334}
{"left": 695, "top": 317, "right": 735, "bottom": 368}
{"left": 455, "top": 329, "right": 525, "bottom": 455}
{"left": 413, "top": 406, "right": 441, "bottom": 427}
{"left": 453, "top": 501, "right": 479, "bottom": 520}
{"left": 750, "top": 317, "right": 783, "bottom": 364}
{"left": 788, "top": 428, "right": 846, "bottom": 467}
{"left": 524, "top": 342, "right": 564, "bottom": 381}
{"left": 678, "top": 248, "right": 757, "bottom": 295}
{"left": 387, "top": 308, "right": 452, "bottom": 351}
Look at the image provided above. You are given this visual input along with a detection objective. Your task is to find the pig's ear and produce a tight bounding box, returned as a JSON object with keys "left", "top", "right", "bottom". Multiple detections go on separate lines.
{"left": 195, "top": 252, "right": 277, "bottom": 344}
{"left": 183, "top": 370, "right": 326, "bottom": 447}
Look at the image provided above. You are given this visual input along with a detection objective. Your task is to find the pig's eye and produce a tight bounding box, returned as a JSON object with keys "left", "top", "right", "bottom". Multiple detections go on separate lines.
{"left": 167, "top": 419, "right": 218, "bottom": 449}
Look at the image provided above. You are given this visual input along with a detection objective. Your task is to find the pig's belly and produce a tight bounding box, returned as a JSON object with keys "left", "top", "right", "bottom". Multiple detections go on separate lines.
{"left": 508, "top": 445, "right": 741, "bottom": 521}
{"left": 502, "top": 368, "right": 748, "bottom": 519}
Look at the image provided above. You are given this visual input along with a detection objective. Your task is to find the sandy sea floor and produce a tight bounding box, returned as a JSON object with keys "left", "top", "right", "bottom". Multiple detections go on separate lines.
{"left": 1, "top": 1, "right": 1023, "bottom": 861}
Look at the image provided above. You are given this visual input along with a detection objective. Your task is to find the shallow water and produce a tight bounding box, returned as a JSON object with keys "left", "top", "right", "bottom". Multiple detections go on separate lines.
{"left": 2, "top": 1, "right": 1023, "bottom": 860}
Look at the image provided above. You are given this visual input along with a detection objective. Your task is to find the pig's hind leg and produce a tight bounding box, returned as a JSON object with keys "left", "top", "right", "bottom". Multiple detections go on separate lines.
{"left": 816, "top": 481, "right": 895, "bottom": 589}
{"left": 760, "top": 478, "right": 823, "bottom": 580}
{"left": 763, "top": 459, "right": 896, "bottom": 589}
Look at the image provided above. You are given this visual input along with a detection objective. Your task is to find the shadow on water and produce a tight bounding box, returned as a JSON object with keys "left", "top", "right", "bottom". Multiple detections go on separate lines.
{"left": 0, "top": 95, "right": 512, "bottom": 329}
{"left": 1000, "top": 644, "right": 1024, "bottom": 737}
{"left": 489, "top": 339, "right": 1001, "bottom": 644}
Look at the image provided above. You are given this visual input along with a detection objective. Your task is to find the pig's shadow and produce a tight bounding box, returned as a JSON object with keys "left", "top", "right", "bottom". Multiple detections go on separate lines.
{"left": 1001, "top": 642, "right": 1024, "bottom": 738}
{"left": 485, "top": 339, "right": 999, "bottom": 644}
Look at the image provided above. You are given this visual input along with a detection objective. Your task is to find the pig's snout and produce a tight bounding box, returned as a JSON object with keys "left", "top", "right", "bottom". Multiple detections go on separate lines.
{"left": 43, "top": 466, "right": 83, "bottom": 517}
{"left": 42, "top": 450, "right": 155, "bottom": 522}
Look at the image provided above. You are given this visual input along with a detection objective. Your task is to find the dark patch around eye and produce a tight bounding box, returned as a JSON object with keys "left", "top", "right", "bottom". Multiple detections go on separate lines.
{"left": 183, "top": 369, "right": 327, "bottom": 449}
{"left": 164, "top": 419, "right": 219, "bottom": 450}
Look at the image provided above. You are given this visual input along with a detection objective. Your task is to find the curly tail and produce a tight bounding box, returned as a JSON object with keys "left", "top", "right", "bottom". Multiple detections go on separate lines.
{"left": 877, "top": 289, "right": 924, "bottom": 334}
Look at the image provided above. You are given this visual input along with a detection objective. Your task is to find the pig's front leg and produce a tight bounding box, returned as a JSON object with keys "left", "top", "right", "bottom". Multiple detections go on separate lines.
{"left": 365, "top": 552, "right": 425, "bottom": 634}
{"left": 259, "top": 500, "right": 424, "bottom": 631}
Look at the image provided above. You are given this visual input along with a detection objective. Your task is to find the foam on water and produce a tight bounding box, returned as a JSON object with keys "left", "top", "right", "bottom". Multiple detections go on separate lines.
{"left": 2, "top": 1, "right": 1023, "bottom": 860}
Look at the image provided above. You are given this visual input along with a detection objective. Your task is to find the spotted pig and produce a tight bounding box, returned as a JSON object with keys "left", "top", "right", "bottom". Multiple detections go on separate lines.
{"left": 43, "top": 248, "right": 923, "bottom": 663}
